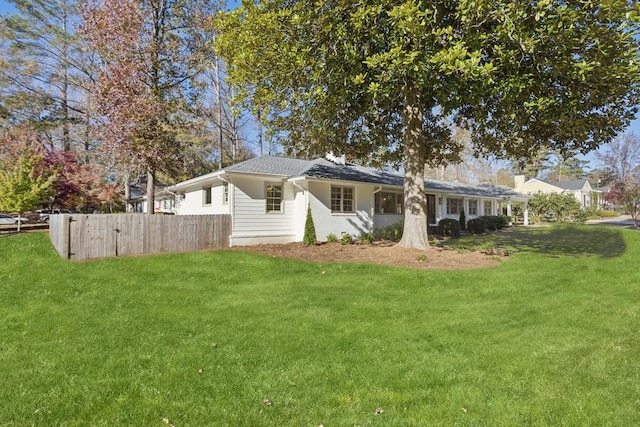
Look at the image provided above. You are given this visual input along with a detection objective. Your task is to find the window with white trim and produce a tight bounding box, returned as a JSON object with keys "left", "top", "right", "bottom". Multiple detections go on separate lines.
{"left": 266, "top": 184, "right": 282, "bottom": 212}
{"left": 222, "top": 182, "right": 229, "bottom": 204}
{"left": 446, "top": 198, "right": 463, "bottom": 215}
{"left": 203, "top": 187, "right": 212, "bottom": 206}
{"left": 468, "top": 199, "right": 478, "bottom": 215}
{"left": 484, "top": 201, "right": 492, "bottom": 215}
{"left": 331, "top": 186, "right": 354, "bottom": 213}
{"left": 374, "top": 192, "right": 403, "bottom": 214}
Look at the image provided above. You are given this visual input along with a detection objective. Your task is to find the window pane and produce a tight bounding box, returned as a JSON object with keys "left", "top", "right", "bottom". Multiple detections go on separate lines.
{"left": 394, "top": 194, "right": 403, "bottom": 214}
{"left": 343, "top": 188, "right": 353, "bottom": 212}
{"left": 469, "top": 200, "right": 478, "bottom": 215}
{"left": 331, "top": 187, "right": 342, "bottom": 212}
{"left": 266, "top": 184, "right": 282, "bottom": 212}
{"left": 204, "top": 187, "right": 212, "bottom": 205}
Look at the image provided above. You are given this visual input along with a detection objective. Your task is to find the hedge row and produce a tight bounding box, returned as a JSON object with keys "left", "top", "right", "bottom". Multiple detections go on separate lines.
{"left": 466, "top": 215, "right": 511, "bottom": 234}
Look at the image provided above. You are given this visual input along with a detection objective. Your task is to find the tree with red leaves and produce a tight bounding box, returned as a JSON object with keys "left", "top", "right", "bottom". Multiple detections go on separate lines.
{"left": 80, "top": 0, "right": 215, "bottom": 213}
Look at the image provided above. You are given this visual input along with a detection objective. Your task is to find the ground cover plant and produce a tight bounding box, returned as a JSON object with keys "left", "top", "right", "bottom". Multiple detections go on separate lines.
{"left": 1, "top": 227, "right": 639, "bottom": 425}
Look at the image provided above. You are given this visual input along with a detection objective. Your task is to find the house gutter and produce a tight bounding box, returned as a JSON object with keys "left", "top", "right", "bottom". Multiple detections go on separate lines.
{"left": 216, "top": 174, "right": 235, "bottom": 238}
{"left": 370, "top": 186, "right": 383, "bottom": 230}
{"left": 291, "top": 178, "right": 309, "bottom": 208}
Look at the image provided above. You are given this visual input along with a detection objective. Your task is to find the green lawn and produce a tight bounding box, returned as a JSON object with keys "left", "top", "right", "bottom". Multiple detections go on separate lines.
{"left": 1, "top": 226, "right": 639, "bottom": 426}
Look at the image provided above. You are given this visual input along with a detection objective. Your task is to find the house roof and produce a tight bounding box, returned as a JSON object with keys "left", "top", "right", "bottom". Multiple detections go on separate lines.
{"left": 546, "top": 178, "right": 589, "bottom": 190}
{"left": 226, "top": 156, "right": 317, "bottom": 176}
{"left": 173, "top": 155, "right": 530, "bottom": 200}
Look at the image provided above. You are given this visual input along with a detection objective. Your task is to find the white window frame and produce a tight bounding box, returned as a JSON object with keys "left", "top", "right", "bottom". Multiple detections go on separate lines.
{"left": 222, "top": 182, "right": 229, "bottom": 205}
{"left": 265, "top": 183, "right": 283, "bottom": 213}
{"left": 483, "top": 201, "right": 492, "bottom": 215}
{"left": 468, "top": 199, "right": 478, "bottom": 216}
{"left": 203, "top": 187, "right": 212, "bottom": 206}
{"left": 446, "top": 198, "right": 463, "bottom": 215}
{"left": 331, "top": 186, "right": 355, "bottom": 213}
{"left": 375, "top": 192, "right": 404, "bottom": 214}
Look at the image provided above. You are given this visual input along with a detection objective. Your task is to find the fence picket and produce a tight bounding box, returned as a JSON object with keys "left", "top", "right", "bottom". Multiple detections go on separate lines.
{"left": 49, "top": 214, "right": 231, "bottom": 260}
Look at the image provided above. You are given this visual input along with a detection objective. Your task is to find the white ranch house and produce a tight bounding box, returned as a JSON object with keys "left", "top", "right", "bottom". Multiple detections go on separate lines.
{"left": 169, "top": 155, "right": 530, "bottom": 246}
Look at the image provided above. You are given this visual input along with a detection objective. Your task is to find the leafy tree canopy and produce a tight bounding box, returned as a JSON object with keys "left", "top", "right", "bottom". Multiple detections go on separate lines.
{"left": 0, "top": 129, "right": 57, "bottom": 224}
{"left": 216, "top": 0, "right": 640, "bottom": 249}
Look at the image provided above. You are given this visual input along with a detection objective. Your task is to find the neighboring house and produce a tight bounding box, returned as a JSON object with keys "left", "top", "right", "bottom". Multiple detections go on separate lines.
{"left": 514, "top": 175, "right": 602, "bottom": 209}
{"left": 129, "top": 185, "right": 177, "bottom": 214}
{"left": 170, "top": 155, "right": 531, "bottom": 246}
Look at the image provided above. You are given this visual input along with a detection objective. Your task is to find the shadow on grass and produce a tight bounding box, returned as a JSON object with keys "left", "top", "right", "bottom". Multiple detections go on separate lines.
{"left": 445, "top": 225, "right": 626, "bottom": 258}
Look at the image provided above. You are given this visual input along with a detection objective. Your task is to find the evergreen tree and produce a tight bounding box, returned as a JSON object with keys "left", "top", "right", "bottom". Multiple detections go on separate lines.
{"left": 303, "top": 205, "right": 317, "bottom": 246}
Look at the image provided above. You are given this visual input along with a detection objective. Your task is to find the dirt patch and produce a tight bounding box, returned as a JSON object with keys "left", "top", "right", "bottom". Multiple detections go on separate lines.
{"left": 232, "top": 241, "right": 503, "bottom": 270}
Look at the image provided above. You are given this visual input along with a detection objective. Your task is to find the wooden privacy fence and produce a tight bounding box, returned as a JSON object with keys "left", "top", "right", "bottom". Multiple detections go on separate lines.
{"left": 49, "top": 214, "right": 231, "bottom": 260}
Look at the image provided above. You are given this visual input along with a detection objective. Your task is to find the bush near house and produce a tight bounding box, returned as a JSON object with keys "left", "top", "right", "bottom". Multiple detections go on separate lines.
{"left": 467, "top": 217, "right": 486, "bottom": 234}
{"left": 303, "top": 205, "right": 317, "bottom": 246}
{"left": 466, "top": 215, "right": 511, "bottom": 235}
{"left": 326, "top": 233, "right": 339, "bottom": 243}
{"left": 528, "top": 192, "right": 586, "bottom": 223}
{"left": 438, "top": 218, "right": 461, "bottom": 237}
{"left": 373, "top": 221, "right": 404, "bottom": 242}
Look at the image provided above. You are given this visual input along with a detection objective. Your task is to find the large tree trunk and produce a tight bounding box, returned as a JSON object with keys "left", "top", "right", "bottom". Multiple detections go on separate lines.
{"left": 397, "top": 80, "right": 429, "bottom": 250}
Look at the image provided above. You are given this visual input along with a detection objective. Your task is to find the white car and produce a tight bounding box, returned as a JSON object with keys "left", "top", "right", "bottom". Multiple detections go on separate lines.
{"left": 0, "top": 213, "right": 30, "bottom": 225}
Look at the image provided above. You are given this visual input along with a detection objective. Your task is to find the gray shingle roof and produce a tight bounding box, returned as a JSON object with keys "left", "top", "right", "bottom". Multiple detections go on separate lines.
{"left": 547, "top": 178, "right": 589, "bottom": 190}
{"left": 225, "top": 156, "right": 314, "bottom": 176}
{"left": 208, "top": 155, "right": 529, "bottom": 200}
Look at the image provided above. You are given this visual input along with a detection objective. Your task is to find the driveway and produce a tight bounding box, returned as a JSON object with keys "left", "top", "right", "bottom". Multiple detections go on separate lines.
{"left": 585, "top": 215, "right": 637, "bottom": 228}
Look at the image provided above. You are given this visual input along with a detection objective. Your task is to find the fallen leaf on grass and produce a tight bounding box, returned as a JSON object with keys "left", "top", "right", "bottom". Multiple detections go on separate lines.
{"left": 375, "top": 407, "right": 384, "bottom": 415}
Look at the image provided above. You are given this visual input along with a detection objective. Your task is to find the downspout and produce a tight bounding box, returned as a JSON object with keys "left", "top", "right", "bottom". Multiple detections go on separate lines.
{"left": 371, "top": 186, "right": 382, "bottom": 231}
{"left": 292, "top": 179, "right": 308, "bottom": 242}
{"left": 218, "top": 174, "right": 234, "bottom": 245}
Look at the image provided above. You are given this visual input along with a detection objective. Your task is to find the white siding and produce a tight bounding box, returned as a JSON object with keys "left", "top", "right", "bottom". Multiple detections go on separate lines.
{"left": 373, "top": 214, "right": 403, "bottom": 230}
{"left": 294, "top": 185, "right": 307, "bottom": 241}
{"left": 229, "top": 176, "right": 298, "bottom": 245}
{"left": 308, "top": 181, "right": 374, "bottom": 240}
{"left": 176, "top": 183, "right": 230, "bottom": 215}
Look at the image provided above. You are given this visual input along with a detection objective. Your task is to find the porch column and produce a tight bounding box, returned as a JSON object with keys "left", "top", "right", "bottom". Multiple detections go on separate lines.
{"left": 506, "top": 200, "right": 513, "bottom": 225}
{"left": 523, "top": 200, "right": 529, "bottom": 226}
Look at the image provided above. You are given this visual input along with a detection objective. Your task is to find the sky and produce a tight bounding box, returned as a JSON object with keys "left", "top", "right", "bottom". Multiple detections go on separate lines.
{"left": 1, "top": 0, "right": 639, "bottom": 171}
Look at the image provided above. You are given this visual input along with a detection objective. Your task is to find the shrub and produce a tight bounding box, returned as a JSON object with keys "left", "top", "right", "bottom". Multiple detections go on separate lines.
{"left": 477, "top": 215, "right": 510, "bottom": 230}
{"left": 373, "top": 221, "right": 403, "bottom": 242}
{"left": 438, "top": 218, "right": 460, "bottom": 238}
{"left": 496, "top": 215, "right": 510, "bottom": 229}
{"left": 585, "top": 209, "right": 619, "bottom": 220}
{"left": 303, "top": 205, "right": 317, "bottom": 246}
{"left": 326, "top": 233, "right": 339, "bottom": 243}
{"left": 359, "top": 231, "right": 374, "bottom": 244}
{"left": 340, "top": 233, "right": 353, "bottom": 245}
{"left": 459, "top": 209, "right": 466, "bottom": 230}
{"left": 466, "top": 217, "right": 486, "bottom": 234}
{"left": 528, "top": 192, "right": 585, "bottom": 223}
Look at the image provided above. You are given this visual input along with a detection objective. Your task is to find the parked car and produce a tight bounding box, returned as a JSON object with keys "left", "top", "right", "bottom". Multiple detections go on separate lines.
{"left": 37, "top": 209, "right": 74, "bottom": 223}
{"left": 0, "top": 213, "right": 30, "bottom": 225}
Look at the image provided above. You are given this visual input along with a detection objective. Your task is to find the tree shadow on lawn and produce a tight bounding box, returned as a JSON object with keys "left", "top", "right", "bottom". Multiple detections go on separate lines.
{"left": 448, "top": 225, "right": 626, "bottom": 259}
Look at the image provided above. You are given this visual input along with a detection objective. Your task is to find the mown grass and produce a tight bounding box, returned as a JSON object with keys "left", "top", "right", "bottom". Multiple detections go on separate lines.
{"left": 1, "top": 226, "right": 639, "bottom": 426}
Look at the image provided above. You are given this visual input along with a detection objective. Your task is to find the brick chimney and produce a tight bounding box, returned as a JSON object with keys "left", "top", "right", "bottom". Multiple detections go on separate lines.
{"left": 514, "top": 174, "right": 526, "bottom": 189}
